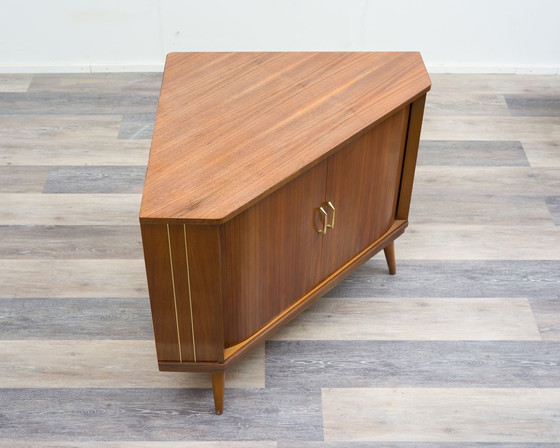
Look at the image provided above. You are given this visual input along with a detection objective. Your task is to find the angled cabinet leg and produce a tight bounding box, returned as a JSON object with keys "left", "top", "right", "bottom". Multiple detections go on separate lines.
{"left": 383, "top": 241, "right": 397, "bottom": 275}
{"left": 212, "top": 372, "right": 225, "bottom": 415}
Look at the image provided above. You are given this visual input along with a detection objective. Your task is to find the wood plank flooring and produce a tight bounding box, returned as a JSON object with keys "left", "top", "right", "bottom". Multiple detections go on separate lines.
{"left": 0, "top": 72, "right": 559, "bottom": 444}
{"left": 322, "top": 388, "right": 560, "bottom": 442}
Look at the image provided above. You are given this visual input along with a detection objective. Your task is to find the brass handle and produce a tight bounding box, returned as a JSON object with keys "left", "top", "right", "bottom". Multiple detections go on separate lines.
{"left": 317, "top": 206, "right": 328, "bottom": 234}
{"left": 326, "top": 201, "right": 335, "bottom": 229}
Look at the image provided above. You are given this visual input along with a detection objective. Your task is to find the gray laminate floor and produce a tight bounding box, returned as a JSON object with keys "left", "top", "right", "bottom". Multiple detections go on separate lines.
{"left": 0, "top": 72, "right": 559, "bottom": 446}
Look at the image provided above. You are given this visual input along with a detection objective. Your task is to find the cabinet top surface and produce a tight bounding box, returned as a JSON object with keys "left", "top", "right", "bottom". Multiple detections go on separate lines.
{"left": 140, "top": 52, "right": 431, "bottom": 222}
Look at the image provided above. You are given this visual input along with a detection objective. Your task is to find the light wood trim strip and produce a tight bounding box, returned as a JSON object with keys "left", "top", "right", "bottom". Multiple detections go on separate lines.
{"left": 166, "top": 223, "right": 183, "bottom": 362}
{"left": 183, "top": 224, "right": 197, "bottom": 362}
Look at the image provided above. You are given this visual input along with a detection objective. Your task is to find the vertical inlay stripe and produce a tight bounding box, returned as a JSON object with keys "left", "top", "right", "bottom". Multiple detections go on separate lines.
{"left": 184, "top": 224, "right": 197, "bottom": 362}
{"left": 166, "top": 223, "right": 183, "bottom": 362}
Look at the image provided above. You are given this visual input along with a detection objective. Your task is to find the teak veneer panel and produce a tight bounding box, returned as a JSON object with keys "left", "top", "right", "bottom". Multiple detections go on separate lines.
{"left": 221, "top": 159, "right": 328, "bottom": 347}
{"left": 140, "top": 52, "right": 431, "bottom": 223}
{"left": 141, "top": 223, "right": 181, "bottom": 362}
{"left": 142, "top": 223, "right": 225, "bottom": 363}
{"left": 321, "top": 107, "right": 410, "bottom": 278}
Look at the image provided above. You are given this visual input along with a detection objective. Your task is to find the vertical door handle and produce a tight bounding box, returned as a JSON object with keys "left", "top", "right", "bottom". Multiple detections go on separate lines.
{"left": 326, "top": 201, "right": 335, "bottom": 229}
{"left": 317, "top": 206, "right": 328, "bottom": 234}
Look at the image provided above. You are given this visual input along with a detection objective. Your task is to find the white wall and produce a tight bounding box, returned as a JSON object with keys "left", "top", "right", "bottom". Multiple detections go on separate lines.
{"left": 0, "top": 0, "right": 558, "bottom": 73}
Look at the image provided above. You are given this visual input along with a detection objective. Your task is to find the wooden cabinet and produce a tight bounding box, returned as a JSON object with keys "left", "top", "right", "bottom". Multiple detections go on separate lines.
{"left": 140, "top": 52, "right": 431, "bottom": 414}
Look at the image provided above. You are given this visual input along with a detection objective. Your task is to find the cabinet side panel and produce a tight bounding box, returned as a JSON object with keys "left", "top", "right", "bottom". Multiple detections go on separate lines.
{"left": 221, "top": 160, "right": 328, "bottom": 347}
{"left": 140, "top": 221, "right": 181, "bottom": 362}
{"left": 167, "top": 224, "right": 196, "bottom": 362}
{"left": 391, "top": 106, "right": 411, "bottom": 219}
{"left": 185, "top": 225, "right": 224, "bottom": 362}
{"left": 397, "top": 94, "right": 427, "bottom": 220}
{"left": 322, "top": 108, "right": 408, "bottom": 277}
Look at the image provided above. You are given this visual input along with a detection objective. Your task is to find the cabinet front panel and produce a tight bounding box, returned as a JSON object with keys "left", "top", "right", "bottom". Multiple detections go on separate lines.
{"left": 221, "top": 159, "right": 328, "bottom": 347}
{"left": 320, "top": 107, "right": 410, "bottom": 278}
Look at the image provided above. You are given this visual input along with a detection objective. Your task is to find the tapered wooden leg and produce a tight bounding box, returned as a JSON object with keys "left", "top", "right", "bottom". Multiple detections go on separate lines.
{"left": 383, "top": 242, "right": 397, "bottom": 275}
{"left": 212, "top": 372, "right": 225, "bottom": 415}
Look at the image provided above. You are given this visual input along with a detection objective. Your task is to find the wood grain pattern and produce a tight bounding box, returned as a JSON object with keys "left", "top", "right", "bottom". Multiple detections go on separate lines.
{"left": 0, "top": 340, "right": 264, "bottom": 388}
{"left": 410, "top": 193, "right": 554, "bottom": 225}
{"left": 325, "top": 258, "right": 560, "bottom": 299}
{"left": 429, "top": 73, "right": 560, "bottom": 95}
{"left": 424, "top": 92, "right": 510, "bottom": 116}
{"left": 28, "top": 72, "right": 162, "bottom": 94}
{"left": 0, "top": 259, "right": 146, "bottom": 299}
{"left": 0, "top": 143, "right": 150, "bottom": 166}
{"left": 0, "top": 225, "right": 142, "bottom": 259}
{"left": 423, "top": 116, "right": 560, "bottom": 141}
{"left": 398, "top": 224, "right": 560, "bottom": 260}
{"left": 220, "top": 221, "right": 407, "bottom": 369}
{"left": 0, "top": 194, "right": 141, "bottom": 225}
{"left": 0, "top": 114, "right": 121, "bottom": 141}
{"left": 321, "top": 108, "right": 408, "bottom": 277}
{"left": 118, "top": 113, "right": 155, "bottom": 139}
{"left": 322, "top": 388, "right": 560, "bottom": 442}
{"left": 277, "top": 443, "right": 558, "bottom": 448}
{"left": 43, "top": 166, "right": 146, "bottom": 193}
{"left": 531, "top": 168, "right": 560, "bottom": 195}
{"left": 167, "top": 223, "right": 197, "bottom": 362}
{"left": 140, "top": 223, "right": 182, "bottom": 362}
{"left": 0, "top": 92, "right": 158, "bottom": 115}
{"left": 414, "top": 166, "right": 556, "bottom": 196}
{"left": 220, "top": 159, "right": 327, "bottom": 347}
{"left": 140, "top": 52, "right": 430, "bottom": 222}
{"left": 266, "top": 341, "right": 560, "bottom": 388}
{"left": 505, "top": 95, "right": 560, "bottom": 117}
{"left": 0, "top": 444, "right": 277, "bottom": 448}
{"left": 529, "top": 298, "right": 560, "bottom": 341}
{"left": 0, "top": 166, "right": 49, "bottom": 192}
{"left": 184, "top": 225, "right": 225, "bottom": 362}
{"left": 0, "top": 74, "right": 32, "bottom": 92}
{"left": 270, "top": 297, "right": 541, "bottom": 341}
{"left": 522, "top": 140, "right": 560, "bottom": 168}
{"left": 417, "top": 140, "right": 529, "bottom": 166}
{"left": 0, "top": 388, "right": 323, "bottom": 441}
{"left": 0, "top": 114, "right": 150, "bottom": 165}
{"left": 546, "top": 196, "right": 560, "bottom": 225}
{"left": 0, "top": 297, "right": 153, "bottom": 339}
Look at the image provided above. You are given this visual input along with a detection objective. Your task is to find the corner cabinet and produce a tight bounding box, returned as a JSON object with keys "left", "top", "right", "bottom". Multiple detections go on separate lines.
{"left": 140, "top": 52, "right": 431, "bottom": 414}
